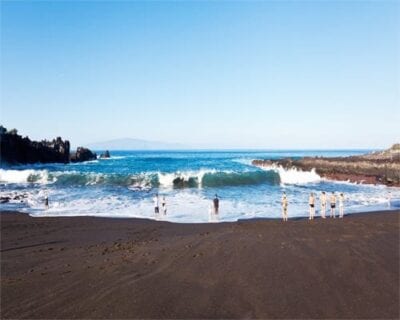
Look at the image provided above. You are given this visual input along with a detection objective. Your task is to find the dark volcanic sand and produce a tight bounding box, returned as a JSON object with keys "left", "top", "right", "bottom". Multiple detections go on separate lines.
{"left": 1, "top": 211, "right": 399, "bottom": 319}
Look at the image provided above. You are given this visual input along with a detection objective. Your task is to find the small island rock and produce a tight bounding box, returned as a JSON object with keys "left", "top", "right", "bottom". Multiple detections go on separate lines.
{"left": 100, "top": 150, "right": 111, "bottom": 158}
{"left": 70, "top": 147, "right": 97, "bottom": 163}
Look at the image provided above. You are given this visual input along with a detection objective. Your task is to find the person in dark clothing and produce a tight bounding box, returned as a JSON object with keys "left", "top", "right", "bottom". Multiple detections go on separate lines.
{"left": 213, "top": 194, "right": 219, "bottom": 214}
{"left": 153, "top": 193, "right": 159, "bottom": 214}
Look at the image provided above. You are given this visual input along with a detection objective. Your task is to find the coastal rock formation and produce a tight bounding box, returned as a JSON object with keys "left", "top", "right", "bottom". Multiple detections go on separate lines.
{"left": 0, "top": 126, "right": 70, "bottom": 164}
{"left": 0, "top": 125, "right": 97, "bottom": 165}
{"left": 70, "top": 147, "right": 97, "bottom": 163}
{"left": 100, "top": 150, "right": 110, "bottom": 158}
{"left": 252, "top": 144, "right": 400, "bottom": 186}
{"left": 0, "top": 192, "right": 28, "bottom": 204}
{"left": 362, "top": 143, "right": 400, "bottom": 161}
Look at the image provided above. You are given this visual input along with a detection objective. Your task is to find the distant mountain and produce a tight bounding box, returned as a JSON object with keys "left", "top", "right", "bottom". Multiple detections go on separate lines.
{"left": 86, "top": 138, "right": 189, "bottom": 150}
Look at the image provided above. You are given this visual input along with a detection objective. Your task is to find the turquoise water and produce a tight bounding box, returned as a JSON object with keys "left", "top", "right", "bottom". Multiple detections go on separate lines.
{"left": 1, "top": 150, "right": 399, "bottom": 222}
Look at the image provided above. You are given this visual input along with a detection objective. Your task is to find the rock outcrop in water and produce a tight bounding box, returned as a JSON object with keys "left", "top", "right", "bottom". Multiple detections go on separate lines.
{"left": 70, "top": 147, "right": 97, "bottom": 163}
{"left": 99, "top": 150, "right": 110, "bottom": 158}
{"left": 0, "top": 192, "right": 28, "bottom": 204}
{"left": 252, "top": 144, "right": 400, "bottom": 186}
{"left": 0, "top": 125, "right": 97, "bottom": 165}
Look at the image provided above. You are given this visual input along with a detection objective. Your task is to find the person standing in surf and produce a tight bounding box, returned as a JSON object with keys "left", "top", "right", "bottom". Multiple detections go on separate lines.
{"left": 153, "top": 193, "right": 159, "bottom": 214}
{"left": 339, "top": 193, "right": 345, "bottom": 218}
{"left": 330, "top": 192, "right": 337, "bottom": 218}
{"left": 161, "top": 196, "right": 167, "bottom": 215}
{"left": 213, "top": 194, "right": 219, "bottom": 215}
{"left": 320, "top": 191, "right": 327, "bottom": 219}
{"left": 309, "top": 193, "right": 315, "bottom": 220}
{"left": 282, "top": 192, "right": 288, "bottom": 221}
{"left": 44, "top": 193, "right": 49, "bottom": 210}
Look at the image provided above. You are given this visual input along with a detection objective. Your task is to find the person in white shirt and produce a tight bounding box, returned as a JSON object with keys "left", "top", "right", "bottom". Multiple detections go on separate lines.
{"left": 320, "top": 191, "right": 327, "bottom": 219}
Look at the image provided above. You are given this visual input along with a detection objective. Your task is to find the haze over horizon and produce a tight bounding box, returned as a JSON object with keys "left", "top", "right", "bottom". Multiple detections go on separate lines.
{"left": 85, "top": 136, "right": 384, "bottom": 151}
{"left": 0, "top": 128, "right": 394, "bottom": 151}
{"left": 1, "top": 1, "right": 399, "bottom": 149}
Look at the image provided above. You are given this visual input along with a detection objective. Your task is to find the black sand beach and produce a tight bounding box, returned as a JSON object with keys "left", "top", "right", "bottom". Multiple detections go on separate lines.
{"left": 1, "top": 210, "right": 399, "bottom": 319}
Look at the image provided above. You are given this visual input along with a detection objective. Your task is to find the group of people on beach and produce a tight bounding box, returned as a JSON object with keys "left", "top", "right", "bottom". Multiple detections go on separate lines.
{"left": 153, "top": 193, "right": 168, "bottom": 216}
{"left": 281, "top": 191, "right": 345, "bottom": 221}
{"left": 43, "top": 190, "right": 392, "bottom": 220}
{"left": 153, "top": 191, "right": 347, "bottom": 221}
{"left": 152, "top": 193, "right": 220, "bottom": 217}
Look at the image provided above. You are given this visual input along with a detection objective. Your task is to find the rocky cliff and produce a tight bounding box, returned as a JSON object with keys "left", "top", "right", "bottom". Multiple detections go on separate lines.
{"left": 252, "top": 144, "right": 400, "bottom": 186}
{"left": 0, "top": 126, "right": 97, "bottom": 165}
{"left": 0, "top": 126, "right": 70, "bottom": 164}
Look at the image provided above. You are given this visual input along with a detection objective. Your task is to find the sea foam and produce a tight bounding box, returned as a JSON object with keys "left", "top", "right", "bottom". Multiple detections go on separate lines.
{"left": 0, "top": 169, "right": 50, "bottom": 184}
{"left": 260, "top": 165, "right": 321, "bottom": 184}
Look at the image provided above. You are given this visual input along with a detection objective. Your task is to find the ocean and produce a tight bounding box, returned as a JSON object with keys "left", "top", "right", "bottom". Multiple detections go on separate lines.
{"left": 1, "top": 150, "right": 399, "bottom": 222}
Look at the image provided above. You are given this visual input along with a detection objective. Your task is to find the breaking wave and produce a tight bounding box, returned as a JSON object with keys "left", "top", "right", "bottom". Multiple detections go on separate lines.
{"left": 258, "top": 165, "right": 321, "bottom": 184}
{"left": 0, "top": 169, "right": 50, "bottom": 184}
{"left": 0, "top": 168, "right": 280, "bottom": 188}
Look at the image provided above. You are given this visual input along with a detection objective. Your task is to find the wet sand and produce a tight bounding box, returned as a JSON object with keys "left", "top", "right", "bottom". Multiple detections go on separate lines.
{"left": 1, "top": 210, "right": 399, "bottom": 319}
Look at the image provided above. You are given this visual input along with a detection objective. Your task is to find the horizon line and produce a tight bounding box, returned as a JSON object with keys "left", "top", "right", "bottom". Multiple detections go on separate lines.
{"left": 87, "top": 148, "right": 378, "bottom": 152}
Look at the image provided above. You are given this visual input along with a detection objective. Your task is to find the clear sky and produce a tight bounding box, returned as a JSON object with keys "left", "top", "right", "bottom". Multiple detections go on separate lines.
{"left": 1, "top": 1, "right": 399, "bottom": 149}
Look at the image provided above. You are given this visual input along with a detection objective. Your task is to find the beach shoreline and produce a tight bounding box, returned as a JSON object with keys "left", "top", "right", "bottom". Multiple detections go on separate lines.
{"left": 1, "top": 209, "right": 399, "bottom": 319}
{"left": 2, "top": 148, "right": 399, "bottom": 223}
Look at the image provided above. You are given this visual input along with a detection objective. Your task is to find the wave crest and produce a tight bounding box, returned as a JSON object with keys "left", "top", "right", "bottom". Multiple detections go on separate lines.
{"left": 0, "top": 169, "right": 281, "bottom": 188}
{"left": 259, "top": 165, "right": 321, "bottom": 184}
{"left": 202, "top": 171, "right": 279, "bottom": 187}
{"left": 0, "top": 169, "right": 50, "bottom": 184}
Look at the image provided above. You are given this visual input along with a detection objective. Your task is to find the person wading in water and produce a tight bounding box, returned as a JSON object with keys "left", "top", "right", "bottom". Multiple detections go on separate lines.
{"left": 282, "top": 192, "right": 288, "bottom": 222}
{"left": 213, "top": 194, "right": 219, "bottom": 215}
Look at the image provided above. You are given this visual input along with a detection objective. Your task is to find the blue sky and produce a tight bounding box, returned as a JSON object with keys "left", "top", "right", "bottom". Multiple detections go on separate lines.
{"left": 1, "top": 1, "right": 399, "bottom": 149}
